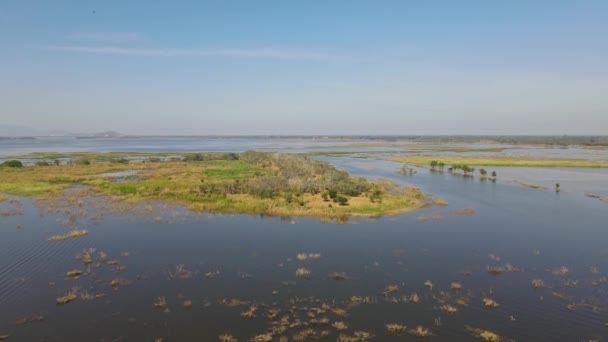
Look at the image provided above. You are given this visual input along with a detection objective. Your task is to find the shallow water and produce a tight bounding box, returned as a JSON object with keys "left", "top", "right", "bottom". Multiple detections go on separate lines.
{"left": 1, "top": 140, "right": 607, "bottom": 341}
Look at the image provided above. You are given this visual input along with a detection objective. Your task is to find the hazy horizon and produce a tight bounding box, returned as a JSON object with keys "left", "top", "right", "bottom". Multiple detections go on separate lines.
{"left": 1, "top": 1, "right": 607, "bottom": 135}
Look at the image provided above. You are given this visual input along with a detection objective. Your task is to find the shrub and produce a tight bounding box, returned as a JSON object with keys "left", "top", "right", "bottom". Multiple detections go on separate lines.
{"left": 369, "top": 189, "right": 383, "bottom": 203}
{"left": 36, "top": 161, "right": 50, "bottom": 166}
{"left": 2, "top": 160, "right": 23, "bottom": 167}
{"left": 321, "top": 191, "right": 329, "bottom": 201}
{"left": 111, "top": 158, "right": 129, "bottom": 164}
{"left": 328, "top": 189, "right": 338, "bottom": 199}
{"left": 334, "top": 195, "right": 349, "bottom": 206}
{"left": 74, "top": 158, "right": 91, "bottom": 165}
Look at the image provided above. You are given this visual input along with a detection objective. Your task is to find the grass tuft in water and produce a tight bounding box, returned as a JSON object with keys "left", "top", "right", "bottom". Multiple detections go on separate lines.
{"left": 48, "top": 229, "right": 88, "bottom": 241}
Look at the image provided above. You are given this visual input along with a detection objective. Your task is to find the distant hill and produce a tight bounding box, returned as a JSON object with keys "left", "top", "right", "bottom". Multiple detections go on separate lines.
{"left": 0, "top": 125, "right": 44, "bottom": 137}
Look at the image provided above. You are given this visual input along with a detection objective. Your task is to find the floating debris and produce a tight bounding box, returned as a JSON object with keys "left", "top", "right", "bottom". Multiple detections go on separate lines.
{"left": 295, "top": 268, "right": 312, "bottom": 279}
{"left": 482, "top": 298, "right": 499, "bottom": 308}
{"left": 48, "top": 229, "right": 89, "bottom": 241}
{"left": 386, "top": 323, "right": 407, "bottom": 335}
{"left": 531, "top": 279, "right": 545, "bottom": 289}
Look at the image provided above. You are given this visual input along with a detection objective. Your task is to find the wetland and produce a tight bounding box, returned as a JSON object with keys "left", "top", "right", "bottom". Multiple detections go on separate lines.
{"left": 1, "top": 136, "right": 608, "bottom": 341}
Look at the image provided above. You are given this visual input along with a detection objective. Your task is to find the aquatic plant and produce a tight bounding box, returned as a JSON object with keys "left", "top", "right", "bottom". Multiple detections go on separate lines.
{"left": 465, "top": 326, "right": 500, "bottom": 342}
{"left": 451, "top": 282, "right": 462, "bottom": 290}
{"left": 48, "top": 229, "right": 89, "bottom": 241}
{"left": 441, "top": 305, "right": 458, "bottom": 314}
{"left": 249, "top": 333, "right": 272, "bottom": 342}
{"left": 424, "top": 280, "right": 434, "bottom": 290}
{"left": 385, "top": 323, "right": 407, "bottom": 335}
{"left": 153, "top": 296, "right": 168, "bottom": 308}
{"left": 295, "top": 268, "right": 312, "bottom": 278}
{"left": 553, "top": 266, "right": 570, "bottom": 276}
{"left": 332, "top": 321, "right": 348, "bottom": 330}
{"left": 328, "top": 272, "right": 349, "bottom": 281}
{"left": 240, "top": 305, "right": 258, "bottom": 319}
{"left": 482, "top": 298, "right": 499, "bottom": 308}
{"left": 205, "top": 271, "right": 220, "bottom": 278}
{"left": 331, "top": 308, "right": 348, "bottom": 316}
{"left": 219, "top": 334, "right": 238, "bottom": 342}
{"left": 66, "top": 269, "right": 82, "bottom": 279}
{"left": 454, "top": 208, "right": 475, "bottom": 216}
{"left": 382, "top": 284, "right": 399, "bottom": 295}
{"left": 409, "top": 293, "right": 421, "bottom": 304}
{"left": 531, "top": 279, "right": 545, "bottom": 288}
{"left": 409, "top": 326, "right": 432, "bottom": 337}
{"left": 337, "top": 331, "right": 371, "bottom": 342}
{"left": 56, "top": 288, "right": 78, "bottom": 305}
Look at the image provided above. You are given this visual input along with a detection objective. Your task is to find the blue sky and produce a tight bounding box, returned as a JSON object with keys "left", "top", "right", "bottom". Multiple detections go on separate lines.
{"left": 1, "top": 1, "right": 607, "bottom": 135}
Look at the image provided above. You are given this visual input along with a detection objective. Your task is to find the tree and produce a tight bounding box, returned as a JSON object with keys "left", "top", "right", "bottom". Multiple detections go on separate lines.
{"left": 328, "top": 189, "right": 338, "bottom": 199}
{"left": 321, "top": 191, "right": 329, "bottom": 201}
{"left": 2, "top": 160, "right": 23, "bottom": 167}
{"left": 555, "top": 183, "right": 560, "bottom": 192}
{"left": 438, "top": 162, "right": 445, "bottom": 170}
{"left": 334, "top": 195, "right": 349, "bottom": 206}
{"left": 369, "top": 189, "right": 383, "bottom": 203}
{"left": 430, "top": 160, "right": 438, "bottom": 169}
{"left": 479, "top": 168, "right": 487, "bottom": 176}
{"left": 491, "top": 171, "right": 497, "bottom": 177}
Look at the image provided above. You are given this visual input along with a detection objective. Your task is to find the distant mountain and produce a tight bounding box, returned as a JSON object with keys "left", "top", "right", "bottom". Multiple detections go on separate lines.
{"left": 0, "top": 124, "right": 44, "bottom": 137}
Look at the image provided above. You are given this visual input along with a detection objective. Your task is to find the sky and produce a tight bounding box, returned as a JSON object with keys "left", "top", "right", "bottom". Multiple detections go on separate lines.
{"left": 1, "top": 0, "right": 607, "bottom": 135}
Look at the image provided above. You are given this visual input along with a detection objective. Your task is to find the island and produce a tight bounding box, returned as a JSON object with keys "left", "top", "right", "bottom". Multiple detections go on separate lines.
{"left": 0, "top": 151, "right": 430, "bottom": 219}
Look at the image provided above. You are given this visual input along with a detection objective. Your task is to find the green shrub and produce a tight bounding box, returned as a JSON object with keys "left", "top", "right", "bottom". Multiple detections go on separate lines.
{"left": 2, "top": 160, "right": 23, "bottom": 167}
{"left": 334, "top": 195, "right": 349, "bottom": 206}
{"left": 328, "top": 189, "right": 338, "bottom": 199}
{"left": 321, "top": 191, "right": 329, "bottom": 201}
{"left": 74, "top": 158, "right": 91, "bottom": 165}
{"left": 36, "top": 161, "right": 50, "bottom": 166}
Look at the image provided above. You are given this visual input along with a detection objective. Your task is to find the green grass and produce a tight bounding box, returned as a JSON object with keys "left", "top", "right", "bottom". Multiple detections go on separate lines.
{"left": 391, "top": 156, "right": 608, "bottom": 168}
{"left": 0, "top": 194, "right": 7, "bottom": 202}
{"left": 198, "top": 160, "right": 263, "bottom": 180}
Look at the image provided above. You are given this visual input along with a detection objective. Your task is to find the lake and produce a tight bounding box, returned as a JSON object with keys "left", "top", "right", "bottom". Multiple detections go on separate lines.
{"left": 0, "top": 138, "right": 607, "bottom": 341}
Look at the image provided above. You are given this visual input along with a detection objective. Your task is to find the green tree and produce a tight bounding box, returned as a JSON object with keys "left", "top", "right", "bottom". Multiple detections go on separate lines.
{"left": 321, "top": 191, "right": 329, "bottom": 202}
{"left": 334, "top": 195, "right": 349, "bottom": 206}
{"left": 491, "top": 171, "right": 497, "bottom": 177}
{"left": 2, "top": 160, "right": 23, "bottom": 167}
{"left": 479, "top": 168, "right": 487, "bottom": 176}
{"left": 430, "top": 160, "right": 438, "bottom": 169}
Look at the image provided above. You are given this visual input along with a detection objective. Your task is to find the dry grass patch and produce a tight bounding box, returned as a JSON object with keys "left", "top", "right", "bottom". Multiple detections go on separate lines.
{"left": 48, "top": 229, "right": 88, "bottom": 241}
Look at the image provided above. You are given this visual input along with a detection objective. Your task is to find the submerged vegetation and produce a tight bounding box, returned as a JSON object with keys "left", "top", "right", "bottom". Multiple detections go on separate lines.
{"left": 0, "top": 151, "right": 428, "bottom": 219}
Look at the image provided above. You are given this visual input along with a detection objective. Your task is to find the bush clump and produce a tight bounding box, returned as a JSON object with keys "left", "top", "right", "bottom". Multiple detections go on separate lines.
{"left": 2, "top": 160, "right": 23, "bottom": 167}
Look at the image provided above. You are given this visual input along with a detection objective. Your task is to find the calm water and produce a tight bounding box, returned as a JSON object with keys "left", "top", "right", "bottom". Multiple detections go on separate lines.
{"left": 1, "top": 139, "right": 607, "bottom": 341}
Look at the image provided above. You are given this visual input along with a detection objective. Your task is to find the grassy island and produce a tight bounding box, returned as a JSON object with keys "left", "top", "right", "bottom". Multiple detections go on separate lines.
{"left": 0, "top": 151, "right": 429, "bottom": 218}
{"left": 388, "top": 155, "right": 608, "bottom": 168}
